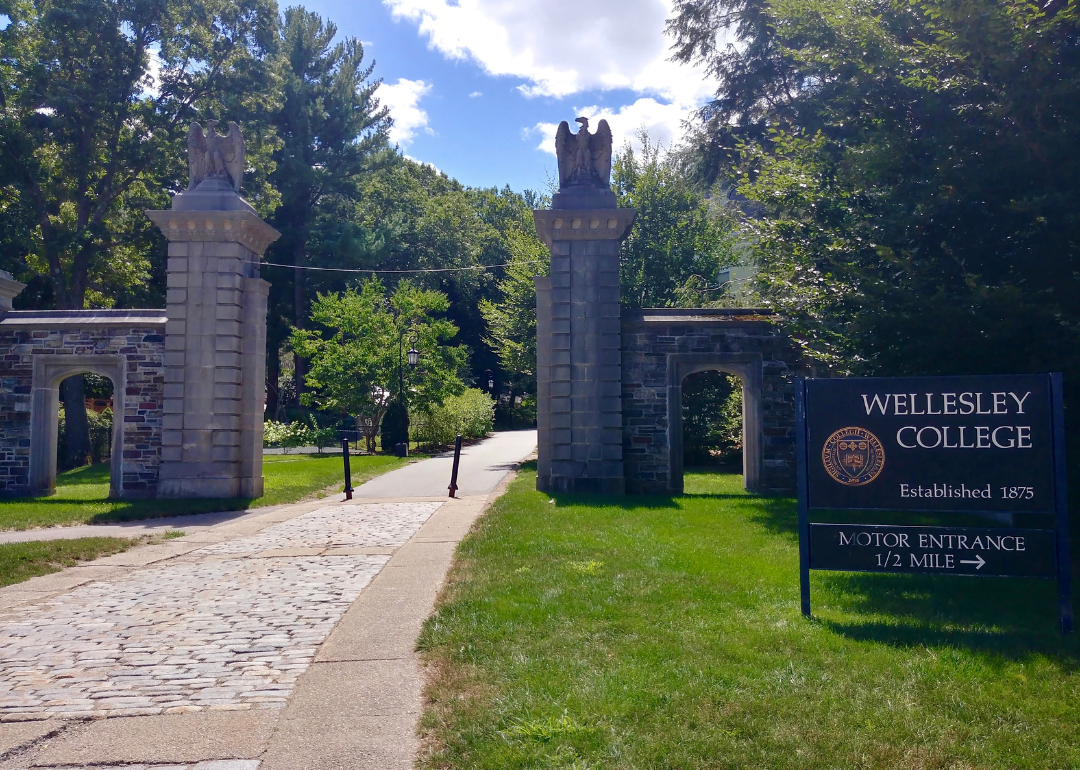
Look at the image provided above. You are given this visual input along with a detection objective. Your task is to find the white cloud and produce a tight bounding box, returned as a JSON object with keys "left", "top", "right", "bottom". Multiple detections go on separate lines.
{"left": 382, "top": 0, "right": 717, "bottom": 107}
{"left": 379, "top": 78, "right": 435, "bottom": 145}
{"left": 530, "top": 97, "right": 693, "bottom": 158}
{"left": 469, "top": 91, "right": 483, "bottom": 98}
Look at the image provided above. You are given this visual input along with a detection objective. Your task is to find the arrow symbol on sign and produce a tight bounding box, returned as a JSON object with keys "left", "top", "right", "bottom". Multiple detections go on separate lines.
{"left": 960, "top": 555, "right": 986, "bottom": 570}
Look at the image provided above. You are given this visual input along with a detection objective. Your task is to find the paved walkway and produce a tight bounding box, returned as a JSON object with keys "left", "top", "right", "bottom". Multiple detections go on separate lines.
{"left": 0, "top": 430, "right": 537, "bottom": 545}
{"left": 356, "top": 429, "right": 537, "bottom": 498}
{"left": 0, "top": 431, "right": 536, "bottom": 769}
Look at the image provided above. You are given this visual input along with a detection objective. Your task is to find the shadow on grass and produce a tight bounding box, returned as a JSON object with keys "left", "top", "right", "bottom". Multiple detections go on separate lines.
{"left": 88, "top": 499, "right": 256, "bottom": 524}
{"left": 817, "top": 571, "right": 1080, "bottom": 664}
{"left": 524, "top": 464, "right": 1080, "bottom": 661}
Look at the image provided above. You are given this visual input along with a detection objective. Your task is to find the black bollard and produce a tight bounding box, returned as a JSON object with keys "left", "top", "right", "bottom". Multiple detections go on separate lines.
{"left": 342, "top": 438, "right": 353, "bottom": 500}
{"left": 448, "top": 434, "right": 462, "bottom": 498}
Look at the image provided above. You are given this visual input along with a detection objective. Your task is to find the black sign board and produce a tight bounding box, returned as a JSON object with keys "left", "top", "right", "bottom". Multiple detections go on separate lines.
{"left": 805, "top": 375, "right": 1054, "bottom": 514}
{"left": 809, "top": 524, "right": 1057, "bottom": 578}
{"left": 795, "top": 373, "right": 1072, "bottom": 633}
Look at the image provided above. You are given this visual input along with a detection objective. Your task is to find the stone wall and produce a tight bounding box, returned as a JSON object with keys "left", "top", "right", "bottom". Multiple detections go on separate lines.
{"left": 0, "top": 311, "right": 166, "bottom": 496}
{"left": 621, "top": 309, "right": 804, "bottom": 495}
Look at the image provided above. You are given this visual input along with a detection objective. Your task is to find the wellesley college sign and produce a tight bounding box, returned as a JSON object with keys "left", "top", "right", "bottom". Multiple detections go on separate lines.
{"left": 795, "top": 374, "right": 1072, "bottom": 632}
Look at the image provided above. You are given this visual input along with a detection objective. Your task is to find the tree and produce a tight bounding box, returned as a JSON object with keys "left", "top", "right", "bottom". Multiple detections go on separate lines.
{"left": 682, "top": 370, "right": 742, "bottom": 467}
{"left": 264, "top": 6, "right": 392, "bottom": 415}
{"left": 478, "top": 225, "right": 548, "bottom": 405}
{"left": 613, "top": 135, "right": 736, "bottom": 308}
{"left": 669, "top": 0, "right": 1080, "bottom": 484}
{"left": 291, "top": 278, "right": 467, "bottom": 452}
{"left": 0, "top": 0, "right": 279, "bottom": 466}
{"left": 479, "top": 137, "right": 738, "bottom": 412}
{"left": 351, "top": 161, "right": 526, "bottom": 383}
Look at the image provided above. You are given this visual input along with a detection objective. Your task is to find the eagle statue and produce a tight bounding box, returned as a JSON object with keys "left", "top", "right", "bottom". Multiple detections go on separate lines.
{"left": 554, "top": 117, "right": 613, "bottom": 190}
{"left": 187, "top": 120, "right": 245, "bottom": 193}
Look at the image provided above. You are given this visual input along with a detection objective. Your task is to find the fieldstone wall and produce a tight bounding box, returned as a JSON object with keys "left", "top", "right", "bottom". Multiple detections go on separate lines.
{"left": 0, "top": 311, "right": 166, "bottom": 496}
{"left": 622, "top": 309, "right": 805, "bottom": 495}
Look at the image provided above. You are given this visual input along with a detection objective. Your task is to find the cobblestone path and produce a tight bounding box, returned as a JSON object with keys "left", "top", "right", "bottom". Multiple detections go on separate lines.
{"left": 0, "top": 501, "right": 441, "bottom": 724}
{"left": 32, "top": 763, "right": 259, "bottom": 770}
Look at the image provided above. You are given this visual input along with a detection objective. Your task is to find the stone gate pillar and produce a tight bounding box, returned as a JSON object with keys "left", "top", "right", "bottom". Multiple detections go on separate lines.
{"left": 147, "top": 180, "right": 279, "bottom": 498}
{"left": 534, "top": 128, "right": 635, "bottom": 494}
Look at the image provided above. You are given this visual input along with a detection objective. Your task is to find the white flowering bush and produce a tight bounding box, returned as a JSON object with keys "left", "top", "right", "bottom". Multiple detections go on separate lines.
{"left": 263, "top": 419, "right": 339, "bottom": 453}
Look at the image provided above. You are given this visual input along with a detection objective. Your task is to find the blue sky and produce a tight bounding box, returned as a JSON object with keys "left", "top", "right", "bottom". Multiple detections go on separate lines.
{"left": 296, "top": 0, "right": 719, "bottom": 194}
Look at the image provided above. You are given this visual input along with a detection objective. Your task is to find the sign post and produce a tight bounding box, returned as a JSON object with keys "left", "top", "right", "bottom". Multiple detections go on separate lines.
{"left": 796, "top": 374, "right": 1072, "bottom": 632}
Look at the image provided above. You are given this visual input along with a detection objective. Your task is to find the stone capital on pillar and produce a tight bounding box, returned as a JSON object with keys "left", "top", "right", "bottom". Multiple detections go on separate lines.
{"left": 145, "top": 186, "right": 279, "bottom": 498}
{"left": 145, "top": 210, "right": 279, "bottom": 258}
{"left": 0, "top": 271, "right": 27, "bottom": 313}
{"left": 533, "top": 209, "right": 636, "bottom": 248}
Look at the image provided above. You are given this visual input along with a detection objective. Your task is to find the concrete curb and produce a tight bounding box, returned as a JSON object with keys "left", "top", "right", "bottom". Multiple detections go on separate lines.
{"left": 258, "top": 470, "right": 519, "bottom": 769}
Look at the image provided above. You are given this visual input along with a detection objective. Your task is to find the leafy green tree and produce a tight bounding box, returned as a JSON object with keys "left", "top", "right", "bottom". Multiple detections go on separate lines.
{"left": 613, "top": 135, "right": 736, "bottom": 308}
{"left": 0, "top": 0, "right": 279, "bottom": 465}
{"left": 351, "top": 161, "right": 524, "bottom": 378}
{"left": 478, "top": 226, "right": 548, "bottom": 405}
{"left": 669, "top": 0, "right": 1080, "bottom": 484}
{"left": 264, "top": 6, "right": 392, "bottom": 413}
{"left": 291, "top": 278, "right": 467, "bottom": 452}
{"left": 682, "top": 371, "right": 742, "bottom": 467}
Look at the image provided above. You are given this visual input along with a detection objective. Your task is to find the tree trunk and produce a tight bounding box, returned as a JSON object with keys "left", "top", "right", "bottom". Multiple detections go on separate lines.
{"left": 265, "top": 338, "right": 280, "bottom": 420}
{"left": 55, "top": 269, "right": 93, "bottom": 468}
{"left": 293, "top": 243, "right": 307, "bottom": 406}
{"left": 60, "top": 375, "right": 92, "bottom": 469}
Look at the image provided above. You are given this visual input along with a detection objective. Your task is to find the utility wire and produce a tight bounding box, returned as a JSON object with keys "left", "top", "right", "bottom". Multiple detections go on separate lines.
{"left": 256, "top": 259, "right": 547, "bottom": 274}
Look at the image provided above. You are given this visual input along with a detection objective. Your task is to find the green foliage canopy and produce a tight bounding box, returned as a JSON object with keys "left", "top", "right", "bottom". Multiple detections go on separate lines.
{"left": 264, "top": 6, "right": 393, "bottom": 407}
{"left": 291, "top": 278, "right": 468, "bottom": 447}
{"left": 613, "top": 135, "right": 736, "bottom": 308}
{"left": 0, "top": 0, "right": 280, "bottom": 309}
{"left": 478, "top": 226, "right": 548, "bottom": 391}
{"left": 669, "top": 0, "right": 1080, "bottom": 487}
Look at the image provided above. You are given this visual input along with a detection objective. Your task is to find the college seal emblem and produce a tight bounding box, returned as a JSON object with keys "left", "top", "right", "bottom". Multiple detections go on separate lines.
{"left": 822, "top": 427, "right": 885, "bottom": 486}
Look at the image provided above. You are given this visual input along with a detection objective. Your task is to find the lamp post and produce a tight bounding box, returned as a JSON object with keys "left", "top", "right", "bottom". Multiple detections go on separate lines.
{"left": 397, "top": 328, "right": 420, "bottom": 402}
{"left": 393, "top": 326, "right": 420, "bottom": 456}
{"left": 484, "top": 369, "right": 494, "bottom": 392}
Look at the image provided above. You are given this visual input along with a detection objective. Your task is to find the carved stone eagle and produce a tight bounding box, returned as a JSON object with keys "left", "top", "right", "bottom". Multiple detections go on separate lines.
{"left": 187, "top": 120, "right": 245, "bottom": 192}
{"left": 555, "top": 117, "right": 613, "bottom": 190}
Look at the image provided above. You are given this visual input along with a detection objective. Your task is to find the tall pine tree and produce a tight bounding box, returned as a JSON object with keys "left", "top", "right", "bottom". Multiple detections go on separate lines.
{"left": 264, "top": 7, "right": 392, "bottom": 416}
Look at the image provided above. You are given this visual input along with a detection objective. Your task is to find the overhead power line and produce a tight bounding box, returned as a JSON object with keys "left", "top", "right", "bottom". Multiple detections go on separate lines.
{"left": 256, "top": 260, "right": 547, "bottom": 274}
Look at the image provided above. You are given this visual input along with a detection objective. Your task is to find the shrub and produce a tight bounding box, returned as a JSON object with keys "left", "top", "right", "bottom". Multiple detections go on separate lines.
{"left": 411, "top": 388, "right": 495, "bottom": 448}
{"left": 303, "top": 419, "right": 338, "bottom": 453}
{"left": 263, "top": 419, "right": 338, "bottom": 453}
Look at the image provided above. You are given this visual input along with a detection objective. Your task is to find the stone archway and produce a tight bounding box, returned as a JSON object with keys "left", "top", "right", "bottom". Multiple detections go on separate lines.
{"left": 666, "top": 353, "right": 763, "bottom": 495}
{"left": 29, "top": 355, "right": 126, "bottom": 498}
{"left": 620, "top": 308, "right": 802, "bottom": 496}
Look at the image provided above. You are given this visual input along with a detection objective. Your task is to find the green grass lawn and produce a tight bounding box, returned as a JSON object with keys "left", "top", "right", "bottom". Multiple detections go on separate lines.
{"left": 417, "top": 465, "right": 1080, "bottom": 769}
{"left": 0, "top": 453, "right": 408, "bottom": 530}
{"left": 0, "top": 537, "right": 138, "bottom": 587}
